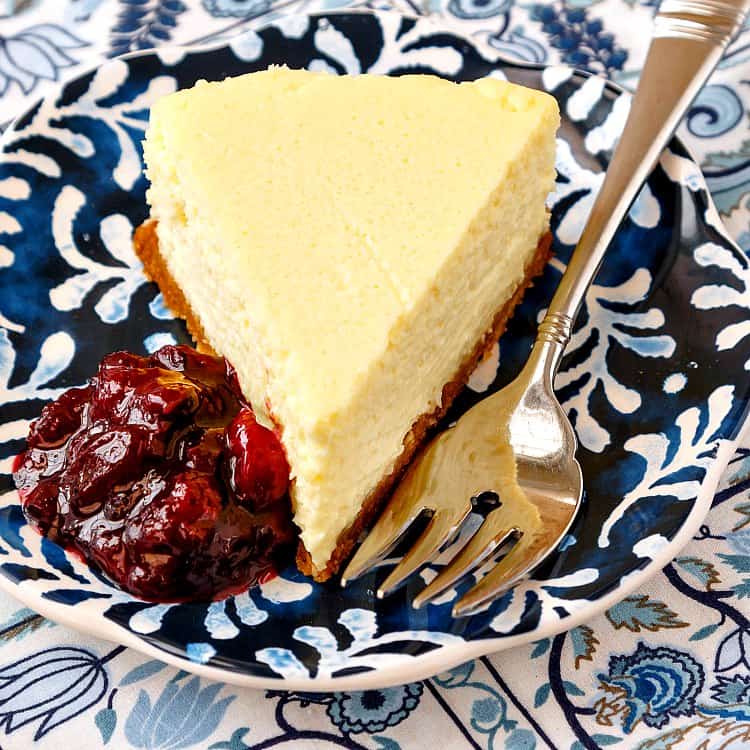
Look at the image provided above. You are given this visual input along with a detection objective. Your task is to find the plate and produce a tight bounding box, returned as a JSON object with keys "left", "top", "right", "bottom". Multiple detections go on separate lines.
{"left": 1, "top": 10, "right": 749, "bottom": 691}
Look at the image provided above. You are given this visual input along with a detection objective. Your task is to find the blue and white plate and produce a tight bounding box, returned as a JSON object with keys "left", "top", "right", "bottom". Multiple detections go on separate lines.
{"left": 1, "top": 10, "right": 749, "bottom": 691}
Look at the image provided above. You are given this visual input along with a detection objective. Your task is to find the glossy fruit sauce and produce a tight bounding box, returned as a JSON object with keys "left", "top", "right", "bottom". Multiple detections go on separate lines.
{"left": 13, "top": 345, "right": 295, "bottom": 601}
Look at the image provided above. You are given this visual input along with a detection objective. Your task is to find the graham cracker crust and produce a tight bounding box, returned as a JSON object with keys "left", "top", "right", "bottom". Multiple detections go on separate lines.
{"left": 134, "top": 220, "right": 552, "bottom": 582}
{"left": 134, "top": 221, "right": 212, "bottom": 351}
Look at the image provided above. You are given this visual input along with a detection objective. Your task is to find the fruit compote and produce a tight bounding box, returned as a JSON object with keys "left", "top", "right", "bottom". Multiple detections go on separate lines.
{"left": 13, "top": 345, "right": 295, "bottom": 601}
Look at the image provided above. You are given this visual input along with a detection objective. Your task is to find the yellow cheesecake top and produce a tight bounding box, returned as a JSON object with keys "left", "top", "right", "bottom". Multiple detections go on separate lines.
{"left": 145, "top": 67, "right": 558, "bottom": 426}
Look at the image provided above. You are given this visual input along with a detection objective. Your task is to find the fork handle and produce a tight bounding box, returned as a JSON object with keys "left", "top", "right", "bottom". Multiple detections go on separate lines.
{"left": 533, "top": 0, "right": 750, "bottom": 374}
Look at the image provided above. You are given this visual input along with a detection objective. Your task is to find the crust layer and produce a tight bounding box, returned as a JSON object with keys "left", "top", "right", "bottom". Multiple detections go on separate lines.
{"left": 134, "top": 221, "right": 552, "bottom": 581}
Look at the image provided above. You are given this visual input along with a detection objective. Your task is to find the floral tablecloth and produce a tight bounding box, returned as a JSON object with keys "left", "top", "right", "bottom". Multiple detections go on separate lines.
{"left": 1, "top": 1, "right": 750, "bottom": 748}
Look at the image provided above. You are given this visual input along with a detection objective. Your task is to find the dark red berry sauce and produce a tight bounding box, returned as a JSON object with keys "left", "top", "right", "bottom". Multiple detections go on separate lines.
{"left": 12, "top": 345, "right": 295, "bottom": 602}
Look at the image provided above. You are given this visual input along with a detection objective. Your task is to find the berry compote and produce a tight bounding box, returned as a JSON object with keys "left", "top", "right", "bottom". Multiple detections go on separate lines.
{"left": 13, "top": 345, "right": 295, "bottom": 601}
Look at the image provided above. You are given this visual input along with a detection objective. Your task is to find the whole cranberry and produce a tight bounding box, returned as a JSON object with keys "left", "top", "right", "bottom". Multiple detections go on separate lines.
{"left": 123, "top": 470, "right": 223, "bottom": 552}
{"left": 224, "top": 408, "right": 290, "bottom": 512}
{"left": 21, "top": 481, "right": 61, "bottom": 536}
{"left": 26, "top": 385, "right": 92, "bottom": 449}
{"left": 85, "top": 521, "right": 180, "bottom": 601}
{"left": 60, "top": 427, "right": 150, "bottom": 515}
{"left": 91, "top": 362, "right": 202, "bottom": 431}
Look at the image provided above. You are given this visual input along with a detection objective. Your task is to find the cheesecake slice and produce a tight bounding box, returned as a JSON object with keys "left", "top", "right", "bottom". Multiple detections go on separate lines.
{"left": 140, "top": 67, "right": 559, "bottom": 580}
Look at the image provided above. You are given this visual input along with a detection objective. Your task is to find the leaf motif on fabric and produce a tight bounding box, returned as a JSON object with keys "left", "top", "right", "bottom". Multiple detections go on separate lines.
{"left": 0, "top": 609, "right": 47, "bottom": 643}
{"left": 717, "top": 553, "right": 750, "bottom": 574}
{"left": 530, "top": 638, "right": 551, "bottom": 658}
{"left": 733, "top": 502, "right": 750, "bottom": 531}
{"left": 534, "top": 683, "right": 550, "bottom": 707}
{"left": 689, "top": 623, "right": 720, "bottom": 642}
{"left": 119, "top": 660, "right": 168, "bottom": 686}
{"left": 94, "top": 707, "right": 117, "bottom": 744}
{"left": 570, "top": 625, "right": 599, "bottom": 669}
{"left": 110, "top": 0, "right": 187, "bottom": 56}
{"left": 208, "top": 727, "right": 251, "bottom": 750}
{"left": 634, "top": 726, "right": 693, "bottom": 749}
{"left": 606, "top": 596, "right": 688, "bottom": 633}
{"left": 674, "top": 557, "right": 721, "bottom": 591}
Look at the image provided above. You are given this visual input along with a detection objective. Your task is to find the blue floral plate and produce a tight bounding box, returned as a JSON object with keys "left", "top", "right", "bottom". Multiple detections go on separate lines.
{"left": 1, "top": 10, "right": 749, "bottom": 691}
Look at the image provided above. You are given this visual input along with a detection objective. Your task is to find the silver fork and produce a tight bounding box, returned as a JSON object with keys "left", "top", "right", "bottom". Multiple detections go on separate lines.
{"left": 341, "top": 0, "right": 750, "bottom": 617}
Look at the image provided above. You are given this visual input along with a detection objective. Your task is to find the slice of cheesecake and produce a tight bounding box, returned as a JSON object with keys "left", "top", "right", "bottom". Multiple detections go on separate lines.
{"left": 140, "top": 67, "right": 558, "bottom": 581}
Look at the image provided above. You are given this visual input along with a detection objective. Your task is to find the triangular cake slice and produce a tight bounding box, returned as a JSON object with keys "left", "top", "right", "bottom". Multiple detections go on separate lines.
{"left": 140, "top": 67, "right": 558, "bottom": 580}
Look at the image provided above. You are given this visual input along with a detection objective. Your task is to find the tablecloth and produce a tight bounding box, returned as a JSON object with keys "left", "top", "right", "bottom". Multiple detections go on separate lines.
{"left": 1, "top": 1, "right": 749, "bottom": 748}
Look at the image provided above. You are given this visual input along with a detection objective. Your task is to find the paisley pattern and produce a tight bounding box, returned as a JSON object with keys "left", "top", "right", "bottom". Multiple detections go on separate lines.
{"left": 1, "top": 10, "right": 749, "bottom": 695}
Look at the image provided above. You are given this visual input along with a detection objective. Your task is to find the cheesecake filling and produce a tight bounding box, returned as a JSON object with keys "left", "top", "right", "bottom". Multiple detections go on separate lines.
{"left": 290, "top": 156, "right": 553, "bottom": 567}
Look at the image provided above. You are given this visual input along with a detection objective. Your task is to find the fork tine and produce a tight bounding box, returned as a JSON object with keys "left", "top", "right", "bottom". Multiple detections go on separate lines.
{"left": 343, "top": 427, "right": 461, "bottom": 586}
{"left": 377, "top": 505, "right": 472, "bottom": 598}
{"left": 340, "top": 501, "right": 424, "bottom": 585}
{"left": 452, "top": 531, "right": 545, "bottom": 617}
{"left": 413, "top": 512, "right": 518, "bottom": 609}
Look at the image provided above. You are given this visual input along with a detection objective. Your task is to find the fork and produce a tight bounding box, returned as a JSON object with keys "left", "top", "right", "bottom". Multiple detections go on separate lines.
{"left": 341, "top": 0, "right": 750, "bottom": 617}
